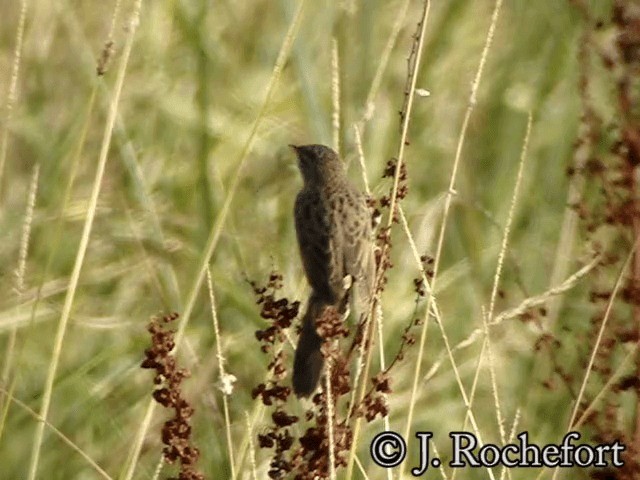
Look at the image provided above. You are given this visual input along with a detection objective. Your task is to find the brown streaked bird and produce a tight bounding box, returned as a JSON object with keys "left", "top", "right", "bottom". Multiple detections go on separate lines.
{"left": 290, "top": 144, "right": 375, "bottom": 397}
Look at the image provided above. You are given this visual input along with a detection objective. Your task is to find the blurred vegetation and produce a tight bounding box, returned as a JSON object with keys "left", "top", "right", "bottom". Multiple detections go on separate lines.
{"left": 0, "top": 0, "right": 636, "bottom": 479}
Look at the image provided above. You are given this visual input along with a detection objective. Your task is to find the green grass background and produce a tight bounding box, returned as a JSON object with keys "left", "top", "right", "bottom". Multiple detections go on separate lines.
{"left": 0, "top": 0, "right": 623, "bottom": 479}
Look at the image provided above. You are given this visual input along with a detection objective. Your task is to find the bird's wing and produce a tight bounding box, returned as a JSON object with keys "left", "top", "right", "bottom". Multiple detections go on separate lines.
{"left": 339, "top": 187, "right": 376, "bottom": 316}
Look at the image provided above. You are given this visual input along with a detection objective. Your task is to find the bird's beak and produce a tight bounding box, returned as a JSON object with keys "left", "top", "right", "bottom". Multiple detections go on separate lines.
{"left": 289, "top": 145, "right": 300, "bottom": 169}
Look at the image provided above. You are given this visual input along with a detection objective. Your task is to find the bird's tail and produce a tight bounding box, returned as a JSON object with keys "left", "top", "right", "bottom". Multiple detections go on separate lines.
{"left": 292, "top": 296, "right": 325, "bottom": 397}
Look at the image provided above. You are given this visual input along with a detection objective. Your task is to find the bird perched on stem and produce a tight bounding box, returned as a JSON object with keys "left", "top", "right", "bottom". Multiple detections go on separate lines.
{"left": 290, "top": 144, "right": 375, "bottom": 397}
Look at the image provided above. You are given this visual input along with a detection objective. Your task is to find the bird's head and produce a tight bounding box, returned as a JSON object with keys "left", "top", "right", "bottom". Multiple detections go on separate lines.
{"left": 290, "top": 144, "right": 345, "bottom": 186}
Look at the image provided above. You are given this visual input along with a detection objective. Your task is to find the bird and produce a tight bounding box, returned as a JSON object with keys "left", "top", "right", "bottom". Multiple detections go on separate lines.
{"left": 290, "top": 144, "right": 375, "bottom": 397}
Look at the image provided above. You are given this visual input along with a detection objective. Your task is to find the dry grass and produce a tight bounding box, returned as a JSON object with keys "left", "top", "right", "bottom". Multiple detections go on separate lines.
{"left": 1, "top": 0, "right": 637, "bottom": 479}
